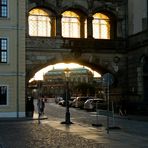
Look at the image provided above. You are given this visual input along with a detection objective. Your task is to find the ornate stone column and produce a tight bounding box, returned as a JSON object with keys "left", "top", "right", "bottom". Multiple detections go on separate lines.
{"left": 80, "top": 16, "right": 86, "bottom": 38}
{"left": 56, "top": 14, "right": 62, "bottom": 38}
{"left": 50, "top": 16, "right": 56, "bottom": 37}
{"left": 87, "top": 15, "right": 93, "bottom": 38}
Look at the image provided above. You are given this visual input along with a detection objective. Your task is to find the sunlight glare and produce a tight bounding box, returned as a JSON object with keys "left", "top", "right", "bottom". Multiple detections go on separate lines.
{"left": 30, "top": 63, "right": 101, "bottom": 82}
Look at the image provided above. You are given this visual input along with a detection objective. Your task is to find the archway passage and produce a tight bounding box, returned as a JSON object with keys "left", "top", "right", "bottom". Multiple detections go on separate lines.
{"left": 29, "top": 62, "right": 101, "bottom": 81}
{"left": 27, "top": 62, "right": 109, "bottom": 100}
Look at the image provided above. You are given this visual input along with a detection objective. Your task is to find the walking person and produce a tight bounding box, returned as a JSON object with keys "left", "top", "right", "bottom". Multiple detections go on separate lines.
{"left": 37, "top": 97, "right": 45, "bottom": 123}
{"left": 119, "top": 98, "right": 127, "bottom": 116}
{"left": 41, "top": 97, "right": 45, "bottom": 114}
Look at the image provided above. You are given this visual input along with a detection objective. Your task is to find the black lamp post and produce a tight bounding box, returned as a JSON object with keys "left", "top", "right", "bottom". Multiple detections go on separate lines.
{"left": 61, "top": 68, "right": 73, "bottom": 124}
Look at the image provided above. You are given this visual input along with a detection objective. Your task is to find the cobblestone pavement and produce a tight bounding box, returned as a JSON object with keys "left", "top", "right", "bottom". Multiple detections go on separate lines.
{"left": 0, "top": 118, "right": 148, "bottom": 148}
{"left": 0, "top": 120, "right": 108, "bottom": 148}
{"left": 0, "top": 100, "right": 148, "bottom": 148}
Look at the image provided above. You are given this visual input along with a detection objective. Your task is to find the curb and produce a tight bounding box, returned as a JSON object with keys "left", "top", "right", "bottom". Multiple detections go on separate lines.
{"left": 0, "top": 116, "right": 48, "bottom": 122}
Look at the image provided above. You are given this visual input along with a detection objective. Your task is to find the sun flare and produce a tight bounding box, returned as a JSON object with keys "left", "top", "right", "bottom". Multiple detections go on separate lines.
{"left": 29, "top": 63, "right": 101, "bottom": 83}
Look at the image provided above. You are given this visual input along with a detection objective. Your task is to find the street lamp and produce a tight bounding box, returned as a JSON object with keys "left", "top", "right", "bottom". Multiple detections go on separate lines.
{"left": 61, "top": 68, "right": 73, "bottom": 124}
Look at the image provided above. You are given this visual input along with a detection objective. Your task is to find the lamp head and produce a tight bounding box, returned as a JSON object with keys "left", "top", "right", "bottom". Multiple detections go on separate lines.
{"left": 64, "top": 68, "right": 70, "bottom": 78}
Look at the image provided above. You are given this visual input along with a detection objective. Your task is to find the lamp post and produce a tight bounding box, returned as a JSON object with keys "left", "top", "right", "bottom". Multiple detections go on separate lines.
{"left": 61, "top": 68, "right": 73, "bottom": 124}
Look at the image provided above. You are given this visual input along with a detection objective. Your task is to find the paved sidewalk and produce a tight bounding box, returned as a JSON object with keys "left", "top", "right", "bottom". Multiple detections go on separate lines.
{"left": 0, "top": 112, "right": 148, "bottom": 148}
{"left": 34, "top": 111, "right": 148, "bottom": 148}
{"left": 43, "top": 116, "right": 148, "bottom": 148}
{"left": 0, "top": 113, "right": 47, "bottom": 122}
{"left": 0, "top": 106, "right": 148, "bottom": 148}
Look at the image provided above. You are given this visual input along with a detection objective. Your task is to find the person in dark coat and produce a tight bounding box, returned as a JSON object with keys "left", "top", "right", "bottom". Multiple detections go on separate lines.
{"left": 119, "top": 98, "right": 127, "bottom": 116}
{"left": 37, "top": 98, "right": 45, "bottom": 117}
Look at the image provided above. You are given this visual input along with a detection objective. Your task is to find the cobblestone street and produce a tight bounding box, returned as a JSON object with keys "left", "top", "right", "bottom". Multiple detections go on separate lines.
{"left": 0, "top": 117, "right": 148, "bottom": 148}
{"left": 0, "top": 120, "right": 106, "bottom": 148}
{"left": 0, "top": 101, "right": 148, "bottom": 148}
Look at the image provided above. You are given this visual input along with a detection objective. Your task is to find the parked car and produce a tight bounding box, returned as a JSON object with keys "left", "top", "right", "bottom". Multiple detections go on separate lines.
{"left": 58, "top": 96, "right": 76, "bottom": 106}
{"left": 72, "top": 96, "right": 91, "bottom": 109}
{"left": 84, "top": 98, "right": 105, "bottom": 111}
{"left": 55, "top": 96, "right": 63, "bottom": 104}
{"left": 58, "top": 99, "right": 65, "bottom": 106}
{"left": 69, "top": 97, "right": 77, "bottom": 106}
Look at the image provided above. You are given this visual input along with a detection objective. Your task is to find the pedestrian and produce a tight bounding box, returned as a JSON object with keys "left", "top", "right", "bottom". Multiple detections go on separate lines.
{"left": 37, "top": 97, "right": 45, "bottom": 123}
{"left": 41, "top": 97, "right": 45, "bottom": 114}
{"left": 119, "top": 98, "right": 127, "bottom": 116}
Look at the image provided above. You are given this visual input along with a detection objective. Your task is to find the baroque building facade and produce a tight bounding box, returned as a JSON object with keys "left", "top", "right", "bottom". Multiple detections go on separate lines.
{"left": 0, "top": 0, "right": 26, "bottom": 117}
{"left": 0, "top": 0, "right": 148, "bottom": 117}
{"left": 42, "top": 68, "right": 94, "bottom": 97}
{"left": 26, "top": 0, "right": 148, "bottom": 113}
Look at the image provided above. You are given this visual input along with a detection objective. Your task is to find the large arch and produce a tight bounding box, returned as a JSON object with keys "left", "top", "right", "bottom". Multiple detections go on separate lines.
{"left": 26, "top": 58, "right": 110, "bottom": 83}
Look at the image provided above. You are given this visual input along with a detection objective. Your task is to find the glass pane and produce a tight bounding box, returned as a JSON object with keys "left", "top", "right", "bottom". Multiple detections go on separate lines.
{"left": 1, "top": 51, "right": 7, "bottom": 62}
{"left": 0, "top": 39, "right": 7, "bottom": 63}
{"left": 101, "top": 25, "right": 108, "bottom": 39}
{"left": 2, "top": 0, "right": 7, "bottom": 5}
{"left": 1, "top": 39, "right": 7, "bottom": 50}
{"left": 93, "top": 13, "right": 110, "bottom": 39}
{"left": 29, "top": 9, "right": 51, "bottom": 37}
{"left": 2, "top": 7, "right": 7, "bottom": 16}
{"left": 62, "top": 11, "right": 80, "bottom": 38}
{"left": 62, "top": 21, "right": 69, "bottom": 37}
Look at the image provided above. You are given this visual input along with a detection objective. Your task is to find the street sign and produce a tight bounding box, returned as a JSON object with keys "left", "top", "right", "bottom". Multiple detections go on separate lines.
{"left": 102, "top": 73, "right": 114, "bottom": 86}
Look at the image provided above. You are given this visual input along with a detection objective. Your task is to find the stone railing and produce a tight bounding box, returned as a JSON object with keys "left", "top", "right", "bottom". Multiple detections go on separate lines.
{"left": 26, "top": 36, "right": 126, "bottom": 53}
{"left": 62, "top": 38, "right": 126, "bottom": 53}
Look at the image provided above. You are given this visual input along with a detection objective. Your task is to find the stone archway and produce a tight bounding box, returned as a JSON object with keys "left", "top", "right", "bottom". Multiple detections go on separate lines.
{"left": 26, "top": 57, "right": 112, "bottom": 83}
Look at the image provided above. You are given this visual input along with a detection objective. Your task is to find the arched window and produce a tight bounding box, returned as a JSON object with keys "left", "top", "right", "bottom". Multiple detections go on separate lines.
{"left": 28, "top": 8, "right": 51, "bottom": 37}
{"left": 62, "top": 11, "right": 80, "bottom": 38}
{"left": 93, "top": 13, "right": 110, "bottom": 39}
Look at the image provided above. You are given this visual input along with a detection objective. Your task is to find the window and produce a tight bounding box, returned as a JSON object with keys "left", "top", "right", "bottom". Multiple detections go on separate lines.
{"left": 0, "top": 0, "right": 7, "bottom": 17}
{"left": 28, "top": 8, "right": 51, "bottom": 37}
{"left": 62, "top": 11, "right": 80, "bottom": 38}
{"left": 0, "top": 86, "right": 7, "bottom": 105}
{"left": 93, "top": 13, "right": 110, "bottom": 39}
{"left": 0, "top": 38, "right": 7, "bottom": 63}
